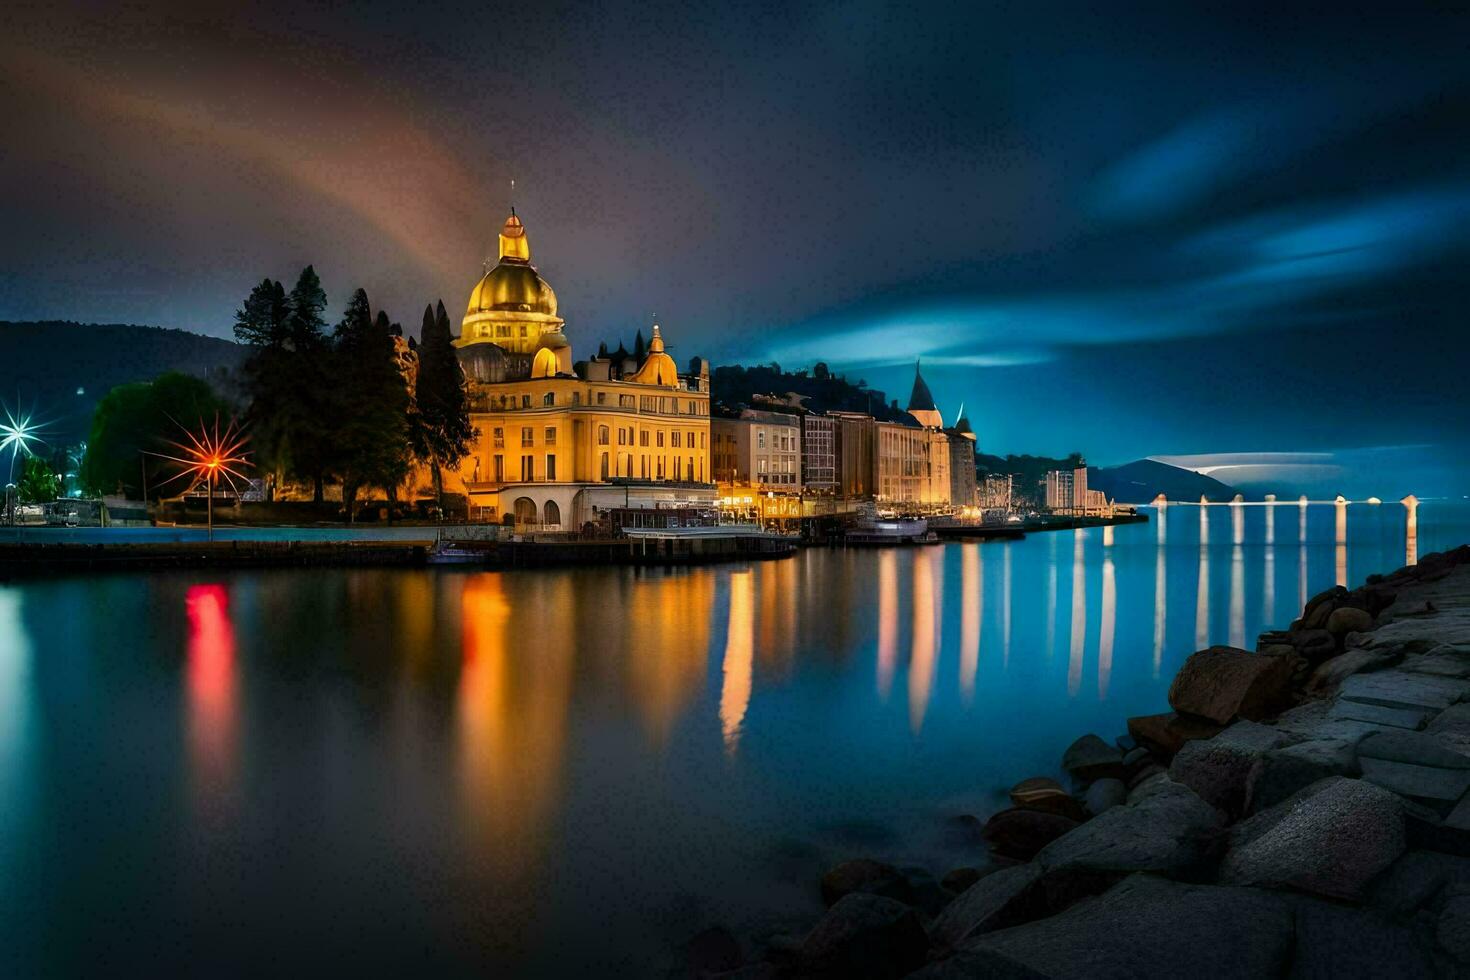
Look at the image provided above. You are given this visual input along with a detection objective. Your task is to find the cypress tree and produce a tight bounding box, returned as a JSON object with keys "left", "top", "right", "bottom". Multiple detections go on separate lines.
{"left": 633, "top": 329, "right": 646, "bottom": 360}
{"left": 333, "top": 291, "right": 410, "bottom": 520}
{"left": 411, "top": 300, "right": 474, "bottom": 515}
{"left": 286, "top": 265, "right": 333, "bottom": 503}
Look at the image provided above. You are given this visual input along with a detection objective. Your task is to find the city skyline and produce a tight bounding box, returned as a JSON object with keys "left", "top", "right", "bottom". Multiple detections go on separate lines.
{"left": 3, "top": 2, "right": 1469, "bottom": 492}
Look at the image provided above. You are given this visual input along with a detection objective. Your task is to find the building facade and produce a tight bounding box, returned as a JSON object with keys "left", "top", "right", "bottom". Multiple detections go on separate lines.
{"left": 442, "top": 211, "right": 714, "bottom": 527}
{"left": 801, "top": 415, "right": 837, "bottom": 491}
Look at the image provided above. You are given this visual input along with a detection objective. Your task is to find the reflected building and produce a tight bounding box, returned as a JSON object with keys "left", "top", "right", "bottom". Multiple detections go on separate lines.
{"left": 719, "top": 571, "right": 755, "bottom": 753}
{"left": 877, "top": 550, "right": 899, "bottom": 699}
{"left": 909, "top": 549, "right": 939, "bottom": 733}
{"left": 1196, "top": 506, "right": 1210, "bottom": 650}
{"left": 1335, "top": 496, "right": 1349, "bottom": 587}
{"left": 960, "top": 544, "right": 981, "bottom": 705}
{"left": 1068, "top": 530, "right": 1087, "bottom": 697}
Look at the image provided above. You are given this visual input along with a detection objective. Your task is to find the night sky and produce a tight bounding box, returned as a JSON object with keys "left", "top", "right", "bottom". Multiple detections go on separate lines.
{"left": 4, "top": 2, "right": 1469, "bottom": 494}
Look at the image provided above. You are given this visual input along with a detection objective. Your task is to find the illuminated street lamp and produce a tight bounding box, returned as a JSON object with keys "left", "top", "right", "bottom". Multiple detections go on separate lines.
{"left": 1, "top": 406, "right": 45, "bottom": 526}
{"left": 153, "top": 416, "right": 251, "bottom": 542}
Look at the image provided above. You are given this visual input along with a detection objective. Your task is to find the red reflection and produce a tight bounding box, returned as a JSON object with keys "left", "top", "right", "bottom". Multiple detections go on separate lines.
{"left": 186, "top": 584, "right": 237, "bottom": 808}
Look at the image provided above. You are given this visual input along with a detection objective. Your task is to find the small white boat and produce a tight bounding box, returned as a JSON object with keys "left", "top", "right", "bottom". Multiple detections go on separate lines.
{"left": 844, "top": 518, "right": 938, "bottom": 546}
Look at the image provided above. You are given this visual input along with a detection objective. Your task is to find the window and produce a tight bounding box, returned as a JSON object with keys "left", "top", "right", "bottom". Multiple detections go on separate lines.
{"left": 700, "top": 432, "right": 706, "bottom": 448}
{"left": 521, "top": 455, "right": 534, "bottom": 481}
{"left": 598, "top": 425, "right": 610, "bottom": 445}
{"left": 493, "top": 455, "right": 504, "bottom": 482}
{"left": 672, "top": 431, "right": 681, "bottom": 448}
{"left": 657, "top": 431, "right": 665, "bottom": 447}
{"left": 617, "top": 428, "right": 627, "bottom": 446}
{"left": 543, "top": 392, "right": 554, "bottom": 406}
{"left": 545, "top": 426, "right": 556, "bottom": 445}
{"left": 674, "top": 457, "right": 682, "bottom": 480}
{"left": 597, "top": 392, "right": 606, "bottom": 405}
{"left": 521, "top": 427, "right": 533, "bottom": 447}
{"left": 519, "top": 325, "right": 528, "bottom": 338}
{"left": 521, "top": 394, "right": 531, "bottom": 408}
{"left": 546, "top": 454, "right": 557, "bottom": 481}
{"left": 600, "top": 452, "right": 609, "bottom": 478}
{"left": 572, "top": 392, "right": 581, "bottom": 405}
{"left": 493, "top": 427, "right": 504, "bottom": 448}
{"left": 639, "top": 430, "right": 649, "bottom": 447}
{"left": 619, "top": 394, "right": 636, "bottom": 408}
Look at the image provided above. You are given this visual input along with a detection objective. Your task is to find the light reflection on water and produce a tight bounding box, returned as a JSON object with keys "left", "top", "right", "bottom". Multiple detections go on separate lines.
{"left": 0, "top": 500, "right": 1464, "bottom": 975}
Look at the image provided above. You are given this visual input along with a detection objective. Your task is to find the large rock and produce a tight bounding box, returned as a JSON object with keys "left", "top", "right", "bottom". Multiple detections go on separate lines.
{"left": 1290, "top": 628, "right": 1339, "bottom": 665}
{"left": 1327, "top": 699, "right": 1433, "bottom": 730}
{"left": 1357, "top": 730, "right": 1470, "bottom": 801}
{"left": 1307, "top": 647, "right": 1402, "bottom": 693}
{"left": 1169, "top": 720, "right": 1290, "bottom": 818}
{"left": 1427, "top": 702, "right": 1470, "bottom": 754}
{"left": 1168, "top": 645, "right": 1294, "bottom": 724}
{"left": 1327, "top": 606, "right": 1375, "bottom": 637}
{"left": 819, "top": 859, "right": 913, "bottom": 908}
{"left": 957, "top": 875, "right": 1294, "bottom": 979}
{"left": 981, "top": 807, "right": 1080, "bottom": 861}
{"left": 1127, "top": 711, "right": 1224, "bottom": 758}
{"left": 929, "top": 864, "right": 1113, "bottom": 950}
{"left": 1273, "top": 697, "right": 1396, "bottom": 742}
{"left": 1403, "top": 645, "right": 1470, "bottom": 679}
{"left": 1036, "top": 781, "right": 1224, "bottom": 877}
{"left": 797, "top": 892, "right": 927, "bottom": 979}
{"left": 1083, "top": 778, "right": 1126, "bottom": 816}
{"left": 1244, "top": 738, "right": 1358, "bottom": 815}
{"left": 1060, "top": 733, "right": 1123, "bottom": 782}
{"left": 1220, "top": 776, "right": 1405, "bottom": 900}
{"left": 1340, "top": 669, "right": 1470, "bottom": 712}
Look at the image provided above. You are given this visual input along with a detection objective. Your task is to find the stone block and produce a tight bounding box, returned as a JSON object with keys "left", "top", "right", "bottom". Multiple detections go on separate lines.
{"left": 1328, "top": 699, "right": 1433, "bottom": 730}
{"left": 1126, "top": 711, "right": 1223, "bottom": 758}
{"left": 1169, "top": 646, "right": 1294, "bottom": 724}
{"left": 1244, "top": 738, "right": 1358, "bottom": 815}
{"left": 1340, "top": 671, "right": 1470, "bottom": 712}
{"left": 1037, "top": 781, "right": 1224, "bottom": 877}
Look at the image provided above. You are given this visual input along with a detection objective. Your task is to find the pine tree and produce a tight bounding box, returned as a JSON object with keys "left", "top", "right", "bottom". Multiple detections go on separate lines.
{"left": 411, "top": 300, "right": 474, "bottom": 515}
{"left": 633, "top": 329, "right": 646, "bottom": 360}
{"left": 233, "top": 279, "right": 291, "bottom": 496}
{"left": 286, "top": 265, "right": 334, "bottom": 503}
{"left": 333, "top": 291, "right": 411, "bottom": 520}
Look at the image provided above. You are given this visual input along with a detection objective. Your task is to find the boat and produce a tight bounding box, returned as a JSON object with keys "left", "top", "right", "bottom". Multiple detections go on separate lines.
{"left": 426, "top": 542, "right": 491, "bottom": 565}
{"left": 843, "top": 518, "right": 938, "bottom": 546}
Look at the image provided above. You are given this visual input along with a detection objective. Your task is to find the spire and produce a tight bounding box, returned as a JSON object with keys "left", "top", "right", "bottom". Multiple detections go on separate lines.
{"left": 649, "top": 317, "right": 664, "bottom": 353}
{"left": 907, "top": 358, "right": 937, "bottom": 413}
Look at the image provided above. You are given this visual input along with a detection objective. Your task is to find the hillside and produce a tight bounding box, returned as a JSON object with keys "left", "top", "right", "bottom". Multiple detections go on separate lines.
{"left": 1089, "top": 458, "right": 1238, "bottom": 503}
{"left": 710, "top": 363, "right": 917, "bottom": 423}
{"left": 0, "top": 321, "right": 246, "bottom": 442}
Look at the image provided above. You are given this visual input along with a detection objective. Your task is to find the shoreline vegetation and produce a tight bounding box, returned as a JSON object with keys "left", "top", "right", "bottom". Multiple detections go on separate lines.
{"left": 670, "top": 544, "right": 1470, "bottom": 979}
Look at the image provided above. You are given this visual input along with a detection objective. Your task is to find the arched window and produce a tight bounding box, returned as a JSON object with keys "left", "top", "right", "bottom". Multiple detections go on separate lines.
{"left": 600, "top": 453, "right": 609, "bottom": 479}
{"left": 543, "top": 500, "right": 561, "bottom": 526}
{"left": 514, "top": 497, "right": 537, "bottom": 525}
{"left": 598, "top": 425, "right": 610, "bottom": 445}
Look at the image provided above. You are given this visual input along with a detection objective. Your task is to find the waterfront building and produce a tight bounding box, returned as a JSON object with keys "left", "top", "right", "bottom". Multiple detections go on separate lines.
{"left": 946, "top": 412, "right": 977, "bottom": 508}
{"left": 801, "top": 415, "right": 837, "bottom": 491}
{"left": 1045, "top": 461, "right": 1111, "bottom": 516}
{"left": 829, "top": 411, "right": 876, "bottom": 498}
{"left": 906, "top": 361, "right": 944, "bottom": 429}
{"left": 443, "top": 210, "right": 714, "bottom": 527}
{"left": 711, "top": 409, "right": 803, "bottom": 523}
{"left": 980, "top": 473, "right": 1013, "bottom": 511}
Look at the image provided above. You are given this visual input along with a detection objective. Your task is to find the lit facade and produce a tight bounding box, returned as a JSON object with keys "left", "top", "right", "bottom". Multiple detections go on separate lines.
{"left": 438, "top": 211, "right": 713, "bottom": 527}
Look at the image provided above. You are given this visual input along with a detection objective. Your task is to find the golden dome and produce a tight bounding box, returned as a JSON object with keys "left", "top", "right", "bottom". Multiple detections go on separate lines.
{"left": 466, "top": 262, "right": 558, "bottom": 317}
{"left": 629, "top": 322, "right": 679, "bottom": 387}
{"left": 531, "top": 346, "right": 560, "bottom": 378}
{"left": 464, "top": 210, "right": 558, "bottom": 318}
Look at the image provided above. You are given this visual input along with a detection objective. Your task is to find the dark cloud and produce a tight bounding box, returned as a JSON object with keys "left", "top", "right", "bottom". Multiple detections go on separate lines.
{"left": 3, "top": 1, "right": 1469, "bottom": 484}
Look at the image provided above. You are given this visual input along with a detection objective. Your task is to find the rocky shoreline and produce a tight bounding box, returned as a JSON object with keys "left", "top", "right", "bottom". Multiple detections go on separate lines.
{"left": 675, "top": 543, "right": 1470, "bottom": 978}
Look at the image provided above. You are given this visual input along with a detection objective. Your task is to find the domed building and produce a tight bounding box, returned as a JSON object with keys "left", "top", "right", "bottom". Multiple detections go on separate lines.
{"left": 439, "top": 209, "right": 714, "bottom": 528}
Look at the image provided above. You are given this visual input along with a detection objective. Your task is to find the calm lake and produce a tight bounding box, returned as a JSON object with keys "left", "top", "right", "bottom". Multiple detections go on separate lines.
{"left": 2, "top": 501, "right": 1466, "bottom": 975}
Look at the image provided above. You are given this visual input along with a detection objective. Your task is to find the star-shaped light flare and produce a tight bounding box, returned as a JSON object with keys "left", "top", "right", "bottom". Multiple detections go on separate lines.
{"left": 152, "top": 415, "right": 252, "bottom": 496}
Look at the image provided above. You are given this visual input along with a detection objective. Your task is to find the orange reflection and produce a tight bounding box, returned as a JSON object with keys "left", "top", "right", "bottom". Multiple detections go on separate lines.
{"left": 719, "top": 571, "right": 755, "bottom": 753}
{"left": 1230, "top": 543, "right": 1245, "bottom": 649}
{"left": 186, "top": 584, "right": 237, "bottom": 812}
{"left": 877, "top": 551, "right": 898, "bottom": 699}
{"left": 625, "top": 571, "right": 713, "bottom": 742}
{"left": 1404, "top": 495, "right": 1419, "bottom": 566}
{"left": 960, "top": 544, "right": 981, "bottom": 704}
{"left": 909, "top": 550, "right": 938, "bottom": 733}
{"left": 1068, "top": 530, "right": 1086, "bottom": 697}
{"left": 457, "top": 573, "right": 573, "bottom": 889}
{"left": 1335, "top": 498, "right": 1348, "bottom": 587}
{"left": 1099, "top": 554, "right": 1115, "bottom": 700}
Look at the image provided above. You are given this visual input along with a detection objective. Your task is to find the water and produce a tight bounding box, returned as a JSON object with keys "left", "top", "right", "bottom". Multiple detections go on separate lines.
{"left": 1, "top": 501, "right": 1465, "bottom": 975}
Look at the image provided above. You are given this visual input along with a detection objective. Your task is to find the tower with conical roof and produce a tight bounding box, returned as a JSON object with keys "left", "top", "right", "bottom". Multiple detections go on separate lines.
{"left": 906, "top": 359, "right": 943, "bottom": 428}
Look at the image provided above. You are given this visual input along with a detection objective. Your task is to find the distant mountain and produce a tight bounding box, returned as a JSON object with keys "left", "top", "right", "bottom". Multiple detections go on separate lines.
{"left": 1089, "top": 458, "right": 1238, "bottom": 503}
{"left": 1, "top": 321, "right": 246, "bottom": 443}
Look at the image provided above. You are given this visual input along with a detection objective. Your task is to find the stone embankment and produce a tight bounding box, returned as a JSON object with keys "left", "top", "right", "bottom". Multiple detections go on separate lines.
{"left": 674, "top": 544, "right": 1470, "bottom": 979}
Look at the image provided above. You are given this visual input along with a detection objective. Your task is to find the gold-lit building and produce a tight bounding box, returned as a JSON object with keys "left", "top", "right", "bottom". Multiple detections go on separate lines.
{"left": 441, "top": 211, "right": 714, "bottom": 527}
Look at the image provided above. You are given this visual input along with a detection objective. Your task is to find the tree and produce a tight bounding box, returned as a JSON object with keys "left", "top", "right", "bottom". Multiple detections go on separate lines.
{"left": 17, "top": 456, "right": 60, "bottom": 504}
{"left": 633, "top": 329, "right": 646, "bottom": 360}
{"left": 332, "top": 290, "right": 411, "bottom": 520}
{"left": 80, "top": 372, "right": 228, "bottom": 499}
{"left": 285, "top": 266, "right": 335, "bottom": 503}
{"left": 411, "top": 300, "right": 475, "bottom": 513}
